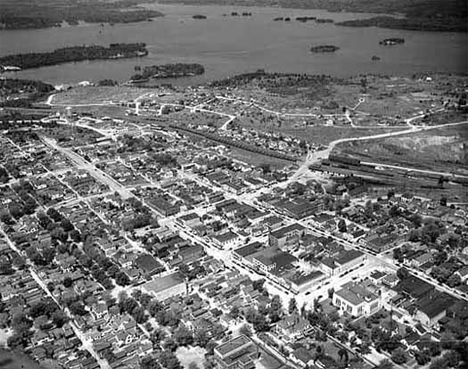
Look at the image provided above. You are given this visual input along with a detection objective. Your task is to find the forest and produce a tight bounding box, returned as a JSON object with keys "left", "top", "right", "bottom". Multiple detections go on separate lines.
{"left": 0, "top": 0, "right": 163, "bottom": 30}
{"left": 0, "top": 43, "right": 148, "bottom": 70}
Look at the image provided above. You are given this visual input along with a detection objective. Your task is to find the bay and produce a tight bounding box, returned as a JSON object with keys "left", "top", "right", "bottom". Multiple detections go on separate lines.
{"left": 0, "top": 4, "right": 466, "bottom": 86}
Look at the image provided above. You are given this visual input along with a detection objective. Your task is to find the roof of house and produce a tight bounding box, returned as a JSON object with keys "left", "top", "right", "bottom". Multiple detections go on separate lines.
{"left": 396, "top": 275, "right": 434, "bottom": 298}
{"left": 213, "top": 231, "right": 239, "bottom": 243}
{"left": 135, "top": 254, "right": 163, "bottom": 273}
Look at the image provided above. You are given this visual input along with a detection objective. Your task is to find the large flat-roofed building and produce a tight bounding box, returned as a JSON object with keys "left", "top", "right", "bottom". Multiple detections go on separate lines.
{"left": 269, "top": 223, "right": 305, "bottom": 250}
{"left": 320, "top": 249, "right": 366, "bottom": 276}
{"left": 214, "top": 335, "right": 258, "bottom": 369}
{"left": 333, "top": 281, "right": 381, "bottom": 317}
{"left": 142, "top": 272, "right": 186, "bottom": 301}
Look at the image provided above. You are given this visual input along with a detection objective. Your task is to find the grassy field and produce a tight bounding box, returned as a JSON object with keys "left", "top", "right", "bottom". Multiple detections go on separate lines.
{"left": 0, "top": 349, "right": 44, "bottom": 369}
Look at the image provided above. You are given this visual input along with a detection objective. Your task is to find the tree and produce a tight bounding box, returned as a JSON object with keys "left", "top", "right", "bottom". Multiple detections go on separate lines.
{"left": 328, "top": 287, "right": 335, "bottom": 299}
{"left": 51, "top": 310, "right": 68, "bottom": 328}
{"left": 150, "top": 329, "right": 166, "bottom": 345}
{"left": 396, "top": 267, "right": 409, "bottom": 280}
{"left": 159, "top": 351, "right": 182, "bottom": 369}
{"left": 415, "top": 349, "right": 431, "bottom": 365}
{"left": 148, "top": 300, "right": 164, "bottom": 316}
{"left": 194, "top": 329, "right": 210, "bottom": 348}
{"left": 239, "top": 324, "right": 253, "bottom": 337}
{"left": 338, "top": 219, "right": 347, "bottom": 233}
{"left": 252, "top": 279, "right": 265, "bottom": 292}
{"left": 188, "top": 363, "right": 199, "bottom": 369}
{"left": 174, "top": 326, "right": 194, "bottom": 346}
{"left": 229, "top": 306, "right": 240, "bottom": 320}
{"left": 391, "top": 348, "right": 407, "bottom": 364}
{"left": 446, "top": 273, "right": 461, "bottom": 287}
{"left": 140, "top": 356, "right": 161, "bottom": 369}
{"left": 163, "top": 337, "right": 177, "bottom": 352}
{"left": 375, "top": 359, "right": 394, "bottom": 369}
{"left": 63, "top": 277, "right": 73, "bottom": 288}
{"left": 429, "top": 357, "right": 449, "bottom": 369}
{"left": 288, "top": 298, "right": 297, "bottom": 314}
{"left": 69, "top": 302, "right": 87, "bottom": 316}
{"left": 428, "top": 342, "right": 441, "bottom": 357}
{"left": 132, "top": 306, "right": 149, "bottom": 324}
{"left": 329, "top": 310, "right": 340, "bottom": 322}
{"left": 338, "top": 348, "right": 349, "bottom": 363}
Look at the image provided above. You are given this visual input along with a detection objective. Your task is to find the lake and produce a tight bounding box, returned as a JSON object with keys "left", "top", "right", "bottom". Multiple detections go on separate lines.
{"left": 0, "top": 4, "right": 466, "bottom": 86}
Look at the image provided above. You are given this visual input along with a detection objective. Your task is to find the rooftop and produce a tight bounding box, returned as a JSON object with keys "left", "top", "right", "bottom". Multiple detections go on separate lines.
{"left": 270, "top": 223, "right": 305, "bottom": 239}
{"left": 335, "top": 281, "right": 379, "bottom": 306}
{"left": 215, "top": 335, "right": 252, "bottom": 357}
{"left": 143, "top": 272, "right": 185, "bottom": 294}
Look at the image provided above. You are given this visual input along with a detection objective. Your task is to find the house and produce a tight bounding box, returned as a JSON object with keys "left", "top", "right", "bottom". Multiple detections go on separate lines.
{"left": 370, "top": 270, "right": 387, "bottom": 284}
{"left": 275, "top": 314, "right": 312, "bottom": 342}
{"left": 455, "top": 266, "right": 468, "bottom": 283}
{"left": 134, "top": 254, "right": 164, "bottom": 278}
{"left": 333, "top": 282, "right": 381, "bottom": 317}
{"left": 214, "top": 335, "right": 258, "bottom": 369}
{"left": 269, "top": 223, "right": 305, "bottom": 250}
{"left": 411, "top": 252, "right": 433, "bottom": 268}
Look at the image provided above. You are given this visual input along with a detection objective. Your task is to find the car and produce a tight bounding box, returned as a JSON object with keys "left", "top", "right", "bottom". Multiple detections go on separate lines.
{"left": 305, "top": 291, "right": 311, "bottom": 296}
{"left": 317, "top": 295, "right": 323, "bottom": 300}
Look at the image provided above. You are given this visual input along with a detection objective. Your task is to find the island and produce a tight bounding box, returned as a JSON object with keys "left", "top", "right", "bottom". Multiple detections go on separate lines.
{"left": 273, "top": 17, "right": 284, "bottom": 21}
{"left": 315, "top": 18, "right": 334, "bottom": 23}
{"left": 192, "top": 14, "right": 207, "bottom": 19}
{"left": 296, "top": 16, "right": 316, "bottom": 22}
{"left": 0, "top": 44, "right": 148, "bottom": 71}
{"left": 310, "top": 45, "right": 340, "bottom": 53}
{"left": 242, "top": 12, "right": 252, "bottom": 16}
{"left": 0, "top": 0, "right": 164, "bottom": 30}
{"left": 130, "top": 63, "right": 205, "bottom": 80}
{"left": 371, "top": 55, "right": 381, "bottom": 61}
{"left": 336, "top": 16, "right": 466, "bottom": 33}
{"left": 379, "top": 38, "right": 405, "bottom": 46}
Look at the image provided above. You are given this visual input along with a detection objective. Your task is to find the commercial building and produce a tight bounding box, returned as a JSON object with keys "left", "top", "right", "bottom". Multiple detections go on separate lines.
{"left": 333, "top": 282, "right": 381, "bottom": 317}
{"left": 142, "top": 272, "right": 186, "bottom": 300}
{"left": 269, "top": 223, "right": 305, "bottom": 250}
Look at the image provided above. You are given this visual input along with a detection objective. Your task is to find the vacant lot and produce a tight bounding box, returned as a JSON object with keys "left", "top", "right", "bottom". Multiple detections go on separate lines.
{"left": 335, "top": 124, "right": 468, "bottom": 175}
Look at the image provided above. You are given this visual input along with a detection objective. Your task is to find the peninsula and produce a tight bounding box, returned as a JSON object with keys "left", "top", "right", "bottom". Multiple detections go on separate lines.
{"left": 310, "top": 45, "right": 339, "bottom": 53}
{"left": 336, "top": 16, "right": 467, "bottom": 33}
{"left": 130, "top": 63, "right": 205, "bottom": 80}
{"left": 0, "top": 0, "right": 164, "bottom": 30}
{"left": 0, "top": 44, "right": 148, "bottom": 70}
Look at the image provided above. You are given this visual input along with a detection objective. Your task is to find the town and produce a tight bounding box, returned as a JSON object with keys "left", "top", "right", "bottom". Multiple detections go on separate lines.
{"left": 0, "top": 72, "right": 467, "bottom": 369}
